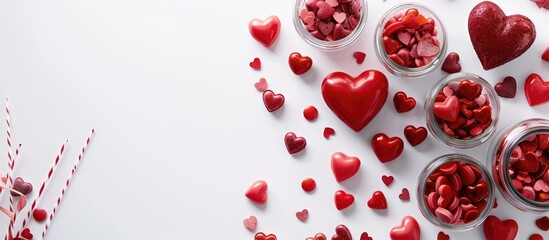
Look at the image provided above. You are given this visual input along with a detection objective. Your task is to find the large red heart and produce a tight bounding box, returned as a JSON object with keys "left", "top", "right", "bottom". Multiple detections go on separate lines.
{"left": 249, "top": 16, "right": 281, "bottom": 48}
{"left": 404, "top": 125, "right": 427, "bottom": 146}
{"left": 245, "top": 180, "right": 268, "bottom": 205}
{"left": 334, "top": 190, "right": 354, "bottom": 210}
{"left": 288, "top": 52, "right": 313, "bottom": 75}
{"left": 255, "top": 232, "right": 277, "bottom": 240}
{"left": 332, "top": 225, "right": 352, "bottom": 240}
{"left": 525, "top": 73, "right": 549, "bottom": 107}
{"left": 367, "top": 191, "right": 387, "bottom": 209}
{"left": 372, "top": 133, "right": 404, "bottom": 163}
{"left": 389, "top": 215, "right": 420, "bottom": 240}
{"left": 331, "top": 152, "right": 361, "bottom": 182}
{"left": 284, "top": 132, "right": 306, "bottom": 154}
{"left": 468, "top": 1, "right": 536, "bottom": 70}
{"left": 483, "top": 215, "right": 518, "bottom": 240}
{"left": 321, "top": 70, "right": 389, "bottom": 132}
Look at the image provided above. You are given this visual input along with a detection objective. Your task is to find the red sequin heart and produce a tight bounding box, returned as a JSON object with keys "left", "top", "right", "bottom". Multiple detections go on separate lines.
{"left": 367, "top": 191, "right": 387, "bottom": 209}
{"left": 466, "top": 181, "right": 488, "bottom": 203}
{"left": 332, "top": 225, "right": 352, "bottom": 240}
{"left": 525, "top": 73, "right": 549, "bottom": 107}
{"left": 437, "top": 231, "right": 450, "bottom": 240}
{"left": 353, "top": 51, "right": 366, "bottom": 64}
{"left": 536, "top": 216, "right": 549, "bottom": 231}
{"left": 399, "top": 188, "right": 410, "bottom": 201}
{"left": 360, "top": 232, "right": 373, "bottom": 240}
{"left": 494, "top": 76, "right": 517, "bottom": 98}
{"left": 441, "top": 52, "right": 461, "bottom": 74}
{"left": 288, "top": 52, "right": 313, "bottom": 75}
{"left": 404, "top": 125, "right": 427, "bottom": 146}
{"left": 483, "top": 215, "right": 518, "bottom": 240}
{"left": 249, "top": 16, "right": 281, "bottom": 48}
{"left": 382, "top": 175, "right": 394, "bottom": 187}
{"left": 331, "top": 152, "right": 361, "bottom": 182}
{"left": 334, "top": 190, "right": 354, "bottom": 210}
{"left": 323, "top": 127, "right": 335, "bottom": 139}
{"left": 255, "top": 232, "right": 277, "bottom": 240}
{"left": 284, "top": 132, "right": 306, "bottom": 154}
{"left": 393, "top": 91, "right": 416, "bottom": 113}
{"left": 389, "top": 215, "right": 420, "bottom": 240}
{"left": 372, "top": 133, "right": 404, "bottom": 163}
{"left": 250, "top": 57, "right": 261, "bottom": 70}
{"left": 262, "top": 90, "right": 285, "bottom": 112}
{"left": 245, "top": 180, "right": 268, "bottom": 205}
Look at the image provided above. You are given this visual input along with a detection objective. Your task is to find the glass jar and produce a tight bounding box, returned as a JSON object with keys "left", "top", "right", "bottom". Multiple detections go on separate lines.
{"left": 417, "top": 154, "right": 495, "bottom": 231}
{"left": 293, "top": 0, "right": 367, "bottom": 50}
{"left": 374, "top": 3, "right": 447, "bottom": 78}
{"left": 425, "top": 73, "right": 500, "bottom": 148}
{"left": 489, "top": 119, "right": 549, "bottom": 212}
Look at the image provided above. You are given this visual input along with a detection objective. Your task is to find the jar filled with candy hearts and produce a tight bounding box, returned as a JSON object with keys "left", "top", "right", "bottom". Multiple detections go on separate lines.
{"left": 417, "top": 154, "right": 495, "bottom": 230}
{"left": 425, "top": 73, "right": 500, "bottom": 148}
{"left": 293, "top": 0, "right": 367, "bottom": 50}
{"left": 490, "top": 119, "right": 549, "bottom": 212}
{"left": 374, "top": 3, "right": 447, "bottom": 78}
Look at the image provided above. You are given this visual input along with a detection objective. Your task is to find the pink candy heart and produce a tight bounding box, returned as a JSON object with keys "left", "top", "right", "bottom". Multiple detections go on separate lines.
{"left": 333, "top": 12, "right": 347, "bottom": 23}
{"left": 12, "top": 177, "right": 33, "bottom": 196}
{"left": 254, "top": 78, "right": 268, "bottom": 91}
{"left": 319, "top": 21, "right": 335, "bottom": 36}
{"left": 534, "top": 179, "right": 549, "bottom": 192}
{"left": 243, "top": 216, "right": 257, "bottom": 231}
{"left": 296, "top": 209, "right": 309, "bottom": 222}
{"left": 325, "top": 0, "right": 339, "bottom": 7}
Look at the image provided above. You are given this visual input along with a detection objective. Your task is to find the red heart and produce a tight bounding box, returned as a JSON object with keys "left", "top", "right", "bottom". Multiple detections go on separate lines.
{"left": 441, "top": 52, "right": 461, "bottom": 74}
{"left": 321, "top": 70, "right": 389, "bottom": 132}
{"left": 393, "top": 91, "right": 416, "bottom": 113}
{"left": 458, "top": 80, "right": 482, "bottom": 100}
{"left": 262, "top": 90, "right": 285, "bottom": 112}
{"left": 433, "top": 96, "right": 460, "bottom": 122}
{"left": 284, "top": 132, "right": 306, "bottom": 154}
{"left": 306, "top": 233, "right": 327, "bottom": 240}
{"left": 525, "top": 73, "right": 549, "bottom": 106}
{"left": 360, "top": 232, "right": 373, "bottom": 240}
{"left": 530, "top": 234, "right": 544, "bottom": 240}
{"left": 249, "top": 16, "right": 281, "bottom": 48}
{"left": 331, "top": 152, "right": 361, "bottom": 182}
{"left": 468, "top": 1, "right": 536, "bottom": 70}
{"left": 296, "top": 209, "right": 309, "bottom": 222}
{"left": 254, "top": 78, "right": 268, "bottom": 92}
{"left": 21, "top": 228, "right": 33, "bottom": 240}
{"left": 437, "top": 231, "right": 450, "bottom": 240}
{"left": 250, "top": 57, "right": 261, "bottom": 70}
{"left": 12, "top": 177, "right": 33, "bottom": 196}
{"left": 382, "top": 175, "right": 394, "bottom": 187}
{"left": 543, "top": 47, "right": 549, "bottom": 62}
{"left": 323, "top": 127, "right": 336, "bottom": 139}
{"left": 245, "top": 180, "right": 268, "bottom": 205}
{"left": 465, "top": 180, "right": 488, "bottom": 203}
{"left": 473, "top": 105, "right": 492, "bottom": 124}
{"left": 536, "top": 216, "right": 549, "bottom": 231}
{"left": 516, "top": 152, "right": 539, "bottom": 172}
{"left": 353, "top": 51, "right": 366, "bottom": 64}
{"left": 334, "top": 190, "right": 354, "bottom": 210}
{"left": 288, "top": 52, "right": 313, "bottom": 75}
{"left": 389, "top": 215, "right": 420, "bottom": 240}
{"left": 255, "top": 232, "right": 277, "bottom": 240}
{"left": 243, "top": 216, "right": 257, "bottom": 231}
{"left": 483, "top": 215, "right": 518, "bottom": 240}
{"left": 404, "top": 125, "right": 427, "bottom": 146}
{"left": 494, "top": 76, "right": 517, "bottom": 98}
{"left": 372, "top": 133, "right": 404, "bottom": 163}
{"left": 332, "top": 224, "right": 352, "bottom": 240}
{"left": 399, "top": 188, "right": 410, "bottom": 201}
{"left": 367, "top": 191, "right": 387, "bottom": 209}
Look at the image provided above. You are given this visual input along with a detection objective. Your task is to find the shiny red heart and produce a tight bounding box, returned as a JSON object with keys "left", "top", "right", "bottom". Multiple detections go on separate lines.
{"left": 441, "top": 52, "right": 461, "bottom": 74}
{"left": 465, "top": 181, "right": 488, "bottom": 203}
{"left": 516, "top": 152, "right": 539, "bottom": 173}
{"left": 245, "top": 180, "right": 268, "bottom": 205}
{"left": 284, "top": 132, "right": 306, "bottom": 154}
{"left": 372, "top": 133, "right": 404, "bottom": 163}
{"left": 525, "top": 73, "right": 549, "bottom": 106}
{"left": 12, "top": 177, "right": 33, "bottom": 196}
{"left": 367, "top": 191, "right": 387, "bottom": 209}
{"left": 331, "top": 152, "right": 361, "bottom": 182}
{"left": 393, "top": 91, "right": 416, "bottom": 113}
{"left": 389, "top": 215, "right": 420, "bottom": 240}
{"left": 255, "top": 232, "right": 277, "bottom": 240}
{"left": 399, "top": 188, "right": 410, "bottom": 201}
{"left": 473, "top": 105, "right": 492, "bottom": 124}
{"left": 382, "top": 175, "right": 394, "bottom": 186}
{"left": 458, "top": 80, "right": 482, "bottom": 100}
{"left": 360, "top": 232, "right": 373, "bottom": 240}
{"left": 249, "top": 16, "right": 281, "bottom": 48}
{"left": 334, "top": 190, "right": 354, "bottom": 210}
{"left": 321, "top": 70, "right": 389, "bottom": 132}
{"left": 494, "top": 76, "right": 517, "bottom": 98}
{"left": 433, "top": 96, "right": 460, "bottom": 122}
{"left": 21, "top": 228, "right": 33, "bottom": 240}
{"left": 536, "top": 216, "right": 549, "bottom": 231}
{"left": 332, "top": 224, "right": 352, "bottom": 240}
{"left": 288, "top": 52, "right": 313, "bottom": 75}
{"left": 483, "top": 215, "right": 518, "bottom": 240}
{"left": 437, "top": 231, "right": 450, "bottom": 240}
{"left": 323, "top": 127, "right": 336, "bottom": 139}
{"left": 468, "top": 1, "right": 536, "bottom": 70}
{"left": 250, "top": 57, "right": 261, "bottom": 70}
{"left": 263, "top": 90, "right": 284, "bottom": 112}
{"left": 404, "top": 125, "right": 427, "bottom": 146}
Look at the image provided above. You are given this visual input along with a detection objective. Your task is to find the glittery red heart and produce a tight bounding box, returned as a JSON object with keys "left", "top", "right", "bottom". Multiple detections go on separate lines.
{"left": 245, "top": 180, "right": 268, "bottom": 205}
{"left": 473, "top": 105, "right": 492, "bottom": 124}
{"left": 360, "top": 232, "right": 373, "bottom": 240}
{"left": 323, "top": 127, "right": 335, "bottom": 139}
{"left": 334, "top": 190, "right": 354, "bottom": 210}
{"left": 468, "top": 1, "right": 536, "bottom": 70}
{"left": 353, "top": 51, "right": 366, "bottom": 64}
{"left": 284, "top": 132, "right": 306, "bottom": 154}
{"left": 517, "top": 152, "right": 539, "bottom": 173}
{"left": 389, "top": 216, "right": 420, "bottom": 240}
{"left": 404, "top": 125, "right": 427, "bottom": 146}
{"left": 458, "top": 80, "right": 482, "bottom": 100}
{"left": 441, "top": 52, "right": 461, "bottom": 74}
{"left": 525, "top": 73, "right": 549, "bottom": 107}
{"left": 483, "top": 215, "right": 518, "bottom": 240}
{"left": 437, "top": 231, "right": 450, "bottom": 240}
{"left": 372, "top": 133, "right": 404, "bottom": 163}
{"left": 367, "top": 191, "right": 387, "bottom": 209}
{"left": 249, "top": 16, "right": 281, "bottom": 48}
{"left": 12, "top": 177, "right": 33, "bottom": 196}
{"left": 288, "top": 52, "right": 313, "bottom": 75}
{"left": 262, "top": 90, "right": 285, "bottom": 112}
{"left": 21, "top": 228, "right": 33, "bottom": 240}
{"left": 535, "top": 216, "right": 549, "bottom": 231}
{"left": 255, "top": 232, "right": 277, "bottom": 240}
{"left": 321, "top": 70, "right": 389, "bottom": 132}
{"left": 331, "top": 152, "right": 361, "bottom": 182}
{"left": 382, "top": 175, "right": 394, "bottom": 187}
{"left": 399, "top": 188, "right": 410, "bottom": 201}
{"left": 393, "top": 91, "right": 416, "bottom": 113}
{"left": 332, "top": 225, "right": 352, "bottom": 240}
{"left": 494, "top": 76, "right": 517, "bottom": 98}
{"left": 250, "top": 57, "right": 261, "bottom": 70}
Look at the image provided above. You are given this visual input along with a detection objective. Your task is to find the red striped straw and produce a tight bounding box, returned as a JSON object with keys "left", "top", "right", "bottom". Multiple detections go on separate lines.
{"left": 4, "top": 98, "right": 15, "bottom": 239}
{"left": 4, "top": 144, "right": 21, "bottom": 240}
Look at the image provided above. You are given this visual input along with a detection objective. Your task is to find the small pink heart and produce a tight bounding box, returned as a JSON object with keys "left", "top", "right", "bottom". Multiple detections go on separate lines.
{"left": 333, "top": 12, "right": 347, "bottom": 24}
{"left": 325, "top": 0, "right": 339, "bottom": 7}
{"left": 296, "top": 209, "right": 309, "bottom": 222}
{"left": 12, "top": 177, "right": 33, "bottom": 196}
{"left": 382, "top": 175, "right": 394, "bottom": 187}
{"left": 243, "top": 216, "right": 257, "bottom": 231}
{"left": 300, "top": 8, "right": 315, "bottom": 21}
{"left": 318, "top": 21, "right": 335, "bottom": 36}
{"left": 254, "top": 78, "right": 268, "bottom": 92}
{"left": 323, "top": 127, "right": 335, "bottom": 139}
{"left": 534, "top": 179, "right": 549, "bottom": 192}
{"left": 399, "top": 188, "right": 410, "bottom": 201}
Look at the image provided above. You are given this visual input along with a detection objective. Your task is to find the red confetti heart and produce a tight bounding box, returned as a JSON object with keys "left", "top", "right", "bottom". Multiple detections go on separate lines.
{"left": 536, "top": 216, "right": 549, "bottom": 231}
{"left": 404, "top": 125, "right": 427, "bottom": 146}
{"left": 353, "top": 51, "right": 366, "bottom": 64}
{"left": 296, "top": 209, "right": 309, "bottom": 222}
{"left": 367, "top": 191, "right": 388, "bottom": 209}
{"left": 372, "top": 133, "right": 404, "bottom": 163}
{"left": 525, "top": 73, "right": 549, "bottom": 107}
{"left": 483, "top": 215, "right": 518, "bottom": 240}
{"left": 331, "top": 152, "right": 361, "bottom": 182}
{"left": 382, "top": 175, "right": 394, "bottom": 187}
{"left": 389, "top": 215, "right": 420, "bottom": 240}
{"left": 249, "top": 16, "right": 281, "bottom": 48}
{"left": 543, "top": 47, "right": 549, "bottom": 62}
{"left": 323, "top": 127, "right": 335, "bottom": 139}
{"left": 33, "top": 208, "right": 48, "bottom": 222}
{"left": 332, "top": 224, "right": 352, "bottom": 240}
{"left": 360, "top": 232, "right": 373, "bottom": 240}
{"left": 12, "top": 177, "right": 33, "bottom": 196}
{"left": 289, "top": 52, "right": 313, "bottom": 75}
{"left": 529, "top": 234, "right": 544, "bottom": 240}
{"left": 437, "top": 231, "right": 450, "bottom": 240}
{"left": 243, "top": 216, "right": 258, "bottom": 231}
{"left": 494, "top": 76, "right": 517, "bottom": 98}
{"left": 21, "top": 228, "right": 33, "bottom": 240}
{"left": 441, "top": 52, "right": 461, "bottom": 74}
{"left": 254, "top": 78, "right": 268, "bottom": 92}
{"left": 245, "top": 180, "right": 268, "bottom": 205}
{"left": 250, "top": 57, "right": 261, "bottom": 70}
{"left": 284, "top": 132, "right": 306, "bottom": 154}
{"left": 393, "top": 91, "right": 416, "bottom": 113}
{"left": 399, "top": 188, "right": 410, "bottom": 201}
{"left": 262, "top": 90, "right": 285, "bottom": 112}
{"left": 255, "top": 232, "right": 277, "bottom": 240}
{"left": 334, "top": 190, "right": 354, "bottom": 210}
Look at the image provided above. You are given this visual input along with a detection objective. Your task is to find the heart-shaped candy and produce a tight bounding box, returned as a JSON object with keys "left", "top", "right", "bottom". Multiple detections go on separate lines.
{"left": 255, "top": 78, "right": 268, "bottom": 92}
{"left": 517, "top": 152, "right": 539, "bottom": 172}
{"left": 393, "top": 91, "right": 416, "bottom": 113}
{"left": 243, "top": 216, "right": 257, "bottom": 231}
{"left": 543, "top": 47, "right": 549, "bottom": 62}
{"left": 525, "top": 73, "right": 549, "bottom": 106}
{"left": 255, "top": 232, "right": 277, "bottom": 240}
{"left": 372, "top": 133, "right": 404, "bottom": 163}
{"left": 331, "top": 152, "right": 361, "bottom": 182}
{"left": 468, "top": 1, "right": 536, "bottom": 70}
{"left": 389, "top": 215, "right": 420, "bottom": 240}
{"left": 404, "top": 125, "right": 427, "bottom": 146}
{"left": 465, "top": 181, "right": 488, "bottom": 203}
{"left": 262, "top": 90, "right": 284, "bottom": 112}
{"left": 332, "top": 224, "right": 352, "bottom": 240}
{"left": 245, "top": 180, "right": 268, "bottom": 205}
{"left": 433, "top": 96, "right": 459, "bottom": 122}
{"left": 437, "top": 231, "right": 450, "bottom": 240}
{"left": 536, "top": 216, "right": 549, "bottom": 231}
{"left": 353, "top": 51, "right": 366, "bottom": 64}
{"left": 494, "top": 76, "right": 516, "bottom": 98}
{"left": 12, "top": 177, "right": 33, "bottom": 196}
{"left": 367, "top": 190, "right": 387, "bottom": 209}
{"left": 249, "top": 16, "right": 281, "bottom": 48}
{"left": 334, "top": 190, "right": 354, "bottom": 210}
{"left": 21, "top": 228, "right": 33, "bottom": 240}
{"left": 441, "top": 52, "right": 461, "bottom": 74}
{"left": 288, "top": 52, "right": 313, "bottom": 75}
{"left": 399, "top": 188, "right": 410, "bottom": 201}
{"left": 250, "top": 57, "right": 261, "bottom": 70}
{"left": 483, "top": 215, "right": 518, "bottom": 240}
{"left": 323, "top": 127, "right": 336, "bottom": 139}
{"left": 296, "top": 209, "right": 309, "bottom": 222}
{"left": 473, "top": 105, "right": 492, "bottom": 124}
{"left": 306, "top": 233, "right": 327, "bottom": 240}
{"left": 458, "top": 80, "right": 482, "bottom": 100}
{"left": 360, "top": 232, "right": 373, "bottom": 240}
{"left": 321, "top": 70, "right": 389, "bottom": 132}
{"left": 382, "top": 175, "right": 394, "bottom": 187}
{"left": 284, "top": 132, "right": 307, "bottom": 154}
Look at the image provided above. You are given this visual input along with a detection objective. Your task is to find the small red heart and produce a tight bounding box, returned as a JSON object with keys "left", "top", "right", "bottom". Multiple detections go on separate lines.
{"left": 437, "top": 231, "right": 450, "bottom": 240}
{"left": 255, "top": 232, "right": 277, "bottom": 240}
{"left": 494, "top": 76, "right": 517, "bottom": 98}
{"left": 517, "top": 152, "right": 539, "bottom": 173}
{"left": 21, "top": 228, "right": 33, "bottom": 240}
{"left": 243, "top": 216, "right": 258, "bottom": 231}
{"left": 254, "top": 78, "right": 268, "bottom": 92}
{"left": 389, "top": 215, "right": 420, "bottom": 240}
{"left": 525, "top": 73, "right": 549, "bottom": 107}
{"left": 306, "top": 233, "right": 327, "bottom": 240}
{"left": 284, "top": 132, "right": 306, "bottom": 154}
{"left": 433, "top": 96, "right": 460, "bottom": 122}
{"left": 334, "top": 190, "right": 354, "bottom": 210}
{"left": 372, "top": 133, "right": 404, "bottom": 163}
{"left": 353, "top": 51, "right": 366, "bottom": 64}
{"left": 289, "top": 52, "right": 313, "bottom": 75}
{"left": 458, "top": 80, "right": 482, "bottom": 100}
{"left": 465, "top": 181, "right": 488, "bottom": 202}
{"left": 382, "top": 175, "right": 394, "bottom": 187}
{"left": 262, "top": 90, "right": 285, "bottom": 112}
{"left": 536, "top": 216, "right": 549, "bottom": 231}
{"left": 296, "top": 209, "right": 309, "bottom": 222}
{"left": 360, "top": 232, "right": 373, "bottom": 240}
{"left": 245, "top": 180, "right": 268, "bottom": 205}
{"left": 529, "top": 234, "right": 544, "bottom": 240}
{"left": 441, "top": 52, "right": 461, "bottom": 74}
{"left": 323, "top": 127, "right": 335, "bottom": 139}
{"left": 12, "top": 177, "right": 33, "bottom": 196}
{"left": 473, "top": 105, "right": 492, "bottom": 124}
{"left": 399, "top": 188, "right": 410, "bottom": 201}
{"left": 404, "top": 125, "right": 427, "bottom": 146}
{"left": 250, "top": 57, "right": 261, "bottom": 70}
{"left": 367, "top": 191, "right": 388, "bottom": 209}
{"left": 393, "top": 91, "right": 416, "bottom": 113}
{"left": 249, "top": 16, "right": 281, "bottom": 48}
{"left": 331, "top": 152, "right": 361, "bottom": 182}
{"left": 543, "top": 47, "right": 549, "bottom": 62}
{"left": 483, "top": 215, "right": 518, "bottom": 240}
{"left": 33, "top": 208, "right": 48, "bottom": 222}
{"left": 332, "top": 224, "right": 352, "bottom": 240}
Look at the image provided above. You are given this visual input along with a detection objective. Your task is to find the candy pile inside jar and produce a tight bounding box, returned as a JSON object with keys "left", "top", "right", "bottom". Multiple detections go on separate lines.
{"left": 508, "top": 134, "right": 549, "bottom": 202}
{"left": 424, "top": 161, "right": 489, "bottom": 224}
{"left": 382, "top": 8, "right": 440, "bottom": 67}
{"left": 433, "top": 79, "right": 492, "bottom": 140}
{"left": 298, "top": 0, "right": 362, "bottom": 41}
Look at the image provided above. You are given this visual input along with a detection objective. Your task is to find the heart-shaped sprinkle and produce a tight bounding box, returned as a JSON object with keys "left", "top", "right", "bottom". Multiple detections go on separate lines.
{"left": 543, "top": 47, "right": 549, "bottom": 62}
{"left": 306, "top": 233, "right": 327, "bottom": 240}
{"left": 473, "top": 105, "right": 492, "bottom": 124}
{"left": 249, "top": 16, "right": 281, "bottom": 48}
{"left": 284, "top": 132, "right": 307, "bottom": 154}
{"left": 483, "top": 215, "right": 518, "bottom": 240}
{"left": 367, "top": 190, "right": 388, "bottom": 209}
{"left": 353, "top": 51, "right": 366, "bottom": 64}
{"left": 333, "top": 12, "right": 347, "bottom": 23}
{"left": 249, "top": 57, "right": 261, "bottom": 70}
{"left": 437, "top": 231, "right": 450, "bottom": 240}
{"left": 289, "top": 52, "right": 313, "bottom": 75}
{"left": 389, "top": 215, "right": 420, "bottom": 240}
{"left": 399, "top": 188, "right": 410, "bottom": 201}
{"left": 332, "top": 224, "right": 352, "bottom": 240}
{"left": 255, "top": 232, "right": 277, "bottom": 240}
{"left": 303, "top": 105, "right": 319, "bottom": 121}
{"left": 404, "top": 125, "right": 427, "bottom": 146}
{"left": 360, "top": 232, "right": 373, "bottom": 240}
{"left": 529, "top": 234, "right": 544, "bottom": 240}
{"left": 333, "top": 23, "right": 351, "bottom": 40}
{"left": 536, "top": 216, "right": 549, "bottom": 231}
{"left": 12, "top": 177, "right": 33, "bottom": 196}
{"left": 243, "top": 216, "right": 258, "bottom": 231}
{"left": 262, "top": 90, "right": 285, "bottom": 112}
{"left": 21, "top": 228, "right": 33, "bottom": 240}
{"left": 300, "top": 9, "right": 315, "bottom": 21}
{"left": 245, "top": 180, "right": 268, "bottom": 205}
{"left": 441, "top": 52, "right": 462, "bottom": 74}
{"left": 474, "top": 94, "right": 486, "bottom": 106}
{"left": 318, "top": 21, "right": 335, "bottom": 36}
{"left": 382, "top": 175, "right": 394, "bottom": 187}
{"left": 334, "top": 190, "right": 354, "bottom": 210}
{"left": 254, "top": 78, "right": 268, "bottom": 92}
{"left": 296, "top": 209, "right": 309, "bottom": 222}
{"left": 372, "top": 133, "right": 404, "bottom": 163}
{"left": 494, "top": 76, "right": 517, "bottom": 98}
{"left": 442, "top": 86, "right": 454, "bottom": 97}
{"left": 393, "top": 91, "right": 416, "bottom": 113}
{"left": 33, "top": 208, "right": 48, "bottom": 222}
{"left": 323, "top": 127, "right": 335, "bottom": 139}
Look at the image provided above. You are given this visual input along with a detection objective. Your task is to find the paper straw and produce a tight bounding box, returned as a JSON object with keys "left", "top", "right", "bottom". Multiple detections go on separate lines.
{"left": 5, "top": 98, "right": 15, "bottom": 239}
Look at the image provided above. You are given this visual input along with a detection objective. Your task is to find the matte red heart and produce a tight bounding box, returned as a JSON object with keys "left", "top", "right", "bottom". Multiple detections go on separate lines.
{"left": 393, "top": 91, "right": 416, "bottom": 113}
{"left": 458, "top": 80, "right": 482, "bottom": 100}
{"left": 262, "top": 90, "right": 284, "bottom": 112}
{"left": 441, "top": 52, "right": 461, "bottom": 74}
{"left": 468, "top": 1, "right": 536, "bottom": 70}
{"left": 372, "top": 133, "right": 404, "bottom": 163}
{"left": 404, "top": 125, "right": 427, "bottom": 146}
{"left": 12, "top": 177, "right": 33, "bottom": 196}
{"left": 437, "top": 231, "right": 450, "bottom": 240}
{"left": 353, "top": 51, "right": 366, "bottom": 64}
{"left": 33, "top": 208, "right": 48, "bottom": 222}
{"left": 536, "top": 216, "right": 549, "bottom": 231}
{"left": 331, "top": 152, "right": 361, "bottom": 182}
{"left": 332, "top": 224, "right": 352, "bottom": 240}
{"left": 367, "top": 191, "right": 387, "bottom": 209}
{"left": 255, "top": 78, "right": 268, "bottom": 92}
{"left": 306, "top": 233, "right": 327, "bottom": 240}
{"left": 323, "top": 127, "right": 336, "bottom": 139}
{"left": 255, "top": 232, "right": 277, "bottom": 240}
{"left": 360, "top": 232, "right": 373, "bottom": 240}
{"left": 296, "top": 209, "right": 309, "bottom": 222}
{"left": 289, "top": 52, "right": 313, "bottom": 75}
{"left": 245, "top": 180, "right": 268, "bottom": 205}
{"left": 243, "top": 216, "right": 258, "bottom": 231}
{"left": 249, "top": 16, "right": 281, "bottom": 48}
{"left": 389, "top": 215, "right": 420, "bottom": 240}
{"left": 494, "top": 76, "right": 516, "bottom": 98}
{"left": 525, "top": 73, "right": 549, "bottom": 106}
{"left": 21, "top": 228, "right": 33, "bottom": 240}
{"left": 382, "top": 175, "right": 394, "bottom": 187}
{"left": 250, "top": 57, "right": 261, "bottom": 70}
{"left": 543, "top": 47, "right": 549, "bottom": 62}
{"left": 483, "top": 215, "right": 518, "bottom": 240}
{"left": 433, "top": 96, "right": 460, "bottom": 122}
{"left": 517, "top": 152, "right": 539, "bottom": 172}
{"left": 399, "top": 188, "right": 410, "bottom": 201}
{"left": 321, "top": 70, "right": 389, "bottom": 132}
{"left": 334, "top": 190, "right": 354, "bottom": 210}
{"left": 284, "top": 132, "right": 306, "bottom": 154}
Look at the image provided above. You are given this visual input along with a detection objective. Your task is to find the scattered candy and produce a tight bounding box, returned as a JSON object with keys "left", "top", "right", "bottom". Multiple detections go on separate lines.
{"left": 306, "top": 233, "right": 327, "bottom": 240}
{"left": 243, "top": 215, "right": 257, "bottom": 231}
{"left": 250, "top": 57, "right": 261, "bottom": 70}
{"left": 393, "top": 91, "right": 416, "bottom": 113}
{"left": 323, "top": 127, "right": 335, "bottom": 139}
{"left": 389, "top": 215, "right": 420, "bottom": 240}
{"left": 289, "top": 52, "right": 313, "bottom": 75}
{"left": 296, "top": 209, "right": 309, "bottom": 222}
{"left": 249, "top": 16, "right": 281, "bottom": 48}
{"left": 399, "top": 188, "right": 410, "bottom": 201}
{"left": 32, "top": 208, "right": 47, "bottom": 222}
{"left": 441, "top": 52, "right": 461, "bottom": 74}
{"left": 303, "top": 105, "right": 319, "bottom": 121}
{"left": 483, "top": 215, "right": 518, "bottom": 240}
{"left": 245, "top": 180, "right": 268, "bottom": 205}
{"left": 525, "top": 73, "right": 549, "bottom": 107}
{"left": 437, "top": 231, "right": 449, "bottom": 240}
{"left": 353, "top": 51, "right": 366, "bottom": 64}
{"left": 331, "top": 152, "right": 361, "bottom": 182}
{"left": 255, "top": 232, "right": 277, "bottom": 240}
{"left": 372, "top": 133, "right": 404, "bottom": 163}
{"left": 334, "top": 190, "right": 355, "bottom": 210}
{"left": 543, "top": 47, "right": 549, "bottom": 62}
{"left": 332, "top": 224, "right": 352, "bottom": 240}
{"left": 360, "top": 232, "right": 373, "bottom": 240}
{"left": 262, "top": 90, "right": 285, "bottom": 112}
{"left": 404, "top": 125, "right": 427, "bottom": 146}
{"left": 494, "top": 76, "right": 517, "bottom": 98}
{"left": 367, "top": 191, "right": 388, "bottom": 209}
{"left": 11, "top": 177, "right": 32, "bottom": 196}
{"left": 536, "top": 216, "right": 549, "bottom": 231}
{"left": 302, "top": 177, "right": 317, "bottom": 192}
{"left": 284, "top": 132, "right": 307, "bottom": 154}
{"left": 530, "top": 233, "right": 544, "bottom": 240}
{"left": 254, "top": 78, "right": 268, "bottom": 92}
{"left": 382, "top": 175, "right": 394, "bottom": 187}
{"left": 299, "top": 0, "right": 363, "bottom": 41}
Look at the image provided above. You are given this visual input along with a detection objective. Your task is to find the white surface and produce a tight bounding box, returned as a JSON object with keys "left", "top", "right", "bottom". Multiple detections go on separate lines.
{"left": 0, "top": 0, "right": 547, "bottom": 239}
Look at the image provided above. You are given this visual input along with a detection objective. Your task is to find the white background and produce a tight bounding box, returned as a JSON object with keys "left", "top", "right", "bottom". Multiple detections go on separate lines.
{"left": 0, "top": 0, "right": 547, "bottom": 239}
